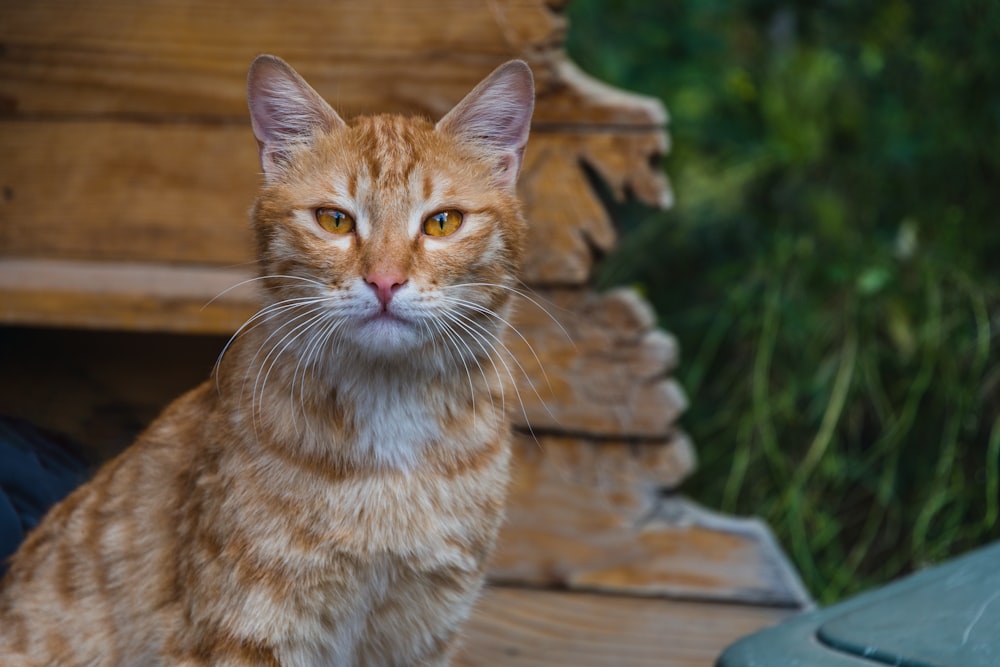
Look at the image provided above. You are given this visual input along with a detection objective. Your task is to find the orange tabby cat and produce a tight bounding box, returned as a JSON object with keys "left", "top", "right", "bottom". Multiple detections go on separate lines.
{"left": 0, "top": 55, "right": 534, "bottom": 666}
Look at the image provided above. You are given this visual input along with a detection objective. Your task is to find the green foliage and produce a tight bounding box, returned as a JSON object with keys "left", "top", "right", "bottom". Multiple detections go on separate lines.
{"left": 566, "top": 0, "right": 1000, "bottom": 603}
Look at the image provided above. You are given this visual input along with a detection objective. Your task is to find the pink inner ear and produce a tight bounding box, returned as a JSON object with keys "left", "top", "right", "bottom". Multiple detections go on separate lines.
{"left": 436, "top": 61, "right": 535, "bottom": 186}
{"left": 247, "top": 55, "right": 345, "bottom": 176}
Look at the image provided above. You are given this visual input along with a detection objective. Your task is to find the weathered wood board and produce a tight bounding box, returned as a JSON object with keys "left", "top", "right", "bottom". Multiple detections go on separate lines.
{"left": 1, "top": 259, "right": 685, "bottom": 440}
{"left": 0, "top": 259, "right": 255, "bottom": 334}
{"left": 455, "top": 586, "right": 793, "bottom": 667}
{"left": 0, "top": 122, "right": 258, "bottom": 266}
{"left": 492, "top": 434, "right": 811, "bottom": 607}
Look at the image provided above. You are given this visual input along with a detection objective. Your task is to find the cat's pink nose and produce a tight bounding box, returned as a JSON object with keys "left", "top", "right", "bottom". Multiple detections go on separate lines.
{"left": 366, "top": 271, "right": 408, "bottom": 309}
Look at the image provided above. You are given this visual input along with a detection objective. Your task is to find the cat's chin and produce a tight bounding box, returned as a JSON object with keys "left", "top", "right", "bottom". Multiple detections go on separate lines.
{"left": 353, "top": 313, "right": 424, "bottom": 354}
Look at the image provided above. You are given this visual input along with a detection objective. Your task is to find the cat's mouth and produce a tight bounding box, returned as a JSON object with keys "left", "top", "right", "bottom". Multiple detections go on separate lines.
{"left": 355, "top": 309, "right": 424, "bottom": 352}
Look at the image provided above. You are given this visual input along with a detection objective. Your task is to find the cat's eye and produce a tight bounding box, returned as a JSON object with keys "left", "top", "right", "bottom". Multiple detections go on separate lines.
{"left": 316, "top": 208, "right": 355, "bottom": 235}
{"left": 423, "top": 210, "right": 464, "bottom": 237}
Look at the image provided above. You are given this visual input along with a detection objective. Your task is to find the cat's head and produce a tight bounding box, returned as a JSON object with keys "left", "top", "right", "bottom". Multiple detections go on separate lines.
{"left": 245, "top": 56, "right": 534, "bottom": 364}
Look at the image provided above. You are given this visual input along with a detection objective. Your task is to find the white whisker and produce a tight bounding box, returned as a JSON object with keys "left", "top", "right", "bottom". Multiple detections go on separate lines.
{"left": 437, "top": 294, "right": 554, "bottom": 398}
{"left": 290, "top": 311, "right": 342, "bottom": 435}
{"left": 253, "top": 306, "right": 334, "bottom": 432}
{"left": 422, "top": 315, "right": 489, "bottom": 425}
{"left": 244, "top": 303, "right": 332, "bottom": 430}
{"left": 438, "top": 311, "right": 509, "bottom": 419}
{"left": 440, "top": 301, "right": 557, "bottom": 430}
{"left": 215, "top": 295, "right": 335, "bottom": 395}
{"left": 204, "top": 273, "right": 331, "bottom": 309}
{"left": 443, "top": 281, "right": 575, "bottom": 349}
{"left": 440, "top": 310, "right": 537, "bottom": 432}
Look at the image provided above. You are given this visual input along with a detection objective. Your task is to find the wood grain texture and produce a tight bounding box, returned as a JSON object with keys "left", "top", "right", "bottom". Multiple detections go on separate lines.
{"left": 0, "top": 259, "right": 255, "bottom": 334}
{"left": 491, "top": 433, "right": 812, "bottom": 607}
{"left": 509, "top": 287, "right": 686, "bottom": 437}
{"left": 455, "top": 587, "right": 794, "bottom": 667}
{"left": 0, "top": 121, "right": 257, "bottom": 265}
{"left": 0, "top": 121, "right": 668, "bottom": 283}
{"left": 0, "top": 0, "right": 559, "bottom": 117}
{"left": 0, "top": 0, "right": 663, "bottom": 127}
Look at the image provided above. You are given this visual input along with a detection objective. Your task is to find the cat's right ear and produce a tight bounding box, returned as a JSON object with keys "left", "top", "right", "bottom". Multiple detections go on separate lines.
{"left": 247, "top": 55, "right": 346, "bottom": 181}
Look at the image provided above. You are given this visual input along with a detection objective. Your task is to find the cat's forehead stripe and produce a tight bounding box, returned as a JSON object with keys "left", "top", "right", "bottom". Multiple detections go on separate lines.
{"left": 346, "top": 170, "right": 358, "bottom": 200}
{"left": 422, "top": 173, "right": 434, "bottom": 201}
{"left": 359, "top": 116, "right": 416, "bottom": 183}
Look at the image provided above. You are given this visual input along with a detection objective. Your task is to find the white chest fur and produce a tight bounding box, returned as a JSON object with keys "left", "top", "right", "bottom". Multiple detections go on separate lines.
{"left": 347, "top": 375, "right": 444, "bottom": 470}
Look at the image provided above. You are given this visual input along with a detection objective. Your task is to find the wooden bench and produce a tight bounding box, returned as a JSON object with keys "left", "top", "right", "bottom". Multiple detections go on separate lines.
{"left": 0, "top": 1, "right": 809, "bottom": 663}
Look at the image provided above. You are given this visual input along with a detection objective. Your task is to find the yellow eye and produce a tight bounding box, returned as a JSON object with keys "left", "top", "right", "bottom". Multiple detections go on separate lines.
{"left": 423, "top": 210, "right": 464, "bottom": 237}
{"left": 316, "top": 208, "right": 355, "bottom": 234}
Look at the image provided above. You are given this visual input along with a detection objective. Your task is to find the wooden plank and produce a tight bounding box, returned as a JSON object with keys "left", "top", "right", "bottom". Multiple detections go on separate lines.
{"left": 0, "top": 0, "right": 559, "bottom": 116}
{"left": 0, "top": 259, "right": 256, "bottom": 334}
{"left": 0, "top": 121, "right": 258, "bottom": 265}
{"left": 491, "top": 434, "right": 812, "bottom": 607}
{"left": 0, "top": 122, "right": 667, "bottom": 282}
{"left": 519, "top": 130, "right": 671, "bottom": 284}
{"left": 0, "top": 0, "right": 664, "bottom": 127}
{"left": 456, "top": 587, "right": 795, "bottom": 667}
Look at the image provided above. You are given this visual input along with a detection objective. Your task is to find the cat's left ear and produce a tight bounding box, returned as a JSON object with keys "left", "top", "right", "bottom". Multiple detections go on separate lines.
{"left": 247, "top": 54, "right": 346, "bottom": 181}
{"left": 436, "top": 60, "right": 535, "bottom": 190}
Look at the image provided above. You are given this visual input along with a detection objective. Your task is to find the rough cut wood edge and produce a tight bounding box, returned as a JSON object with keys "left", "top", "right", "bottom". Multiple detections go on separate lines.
{"left": 509, "top": 287, "right": 686, "bottom": 438}
{"left": 455, "top": 586, "right": 794, "bottom": 667}
{"left": 518, "top": 130, "right": 671, "bottom": 283}
{"left": 490, "top": 433, "right": 813, "bottom": 608}
{"left": 531, "top": 53, "right": 669, "bottom": 128}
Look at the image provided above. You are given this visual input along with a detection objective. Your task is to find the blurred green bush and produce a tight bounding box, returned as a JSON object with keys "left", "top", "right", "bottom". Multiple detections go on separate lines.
{"left": 567, "top": 0, "right": 1000, "bottom": 603}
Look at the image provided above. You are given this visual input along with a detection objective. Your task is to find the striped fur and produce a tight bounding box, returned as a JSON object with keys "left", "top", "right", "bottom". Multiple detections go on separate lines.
{"left": 0, "top": 56, "right": 534, "bottom": 666}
